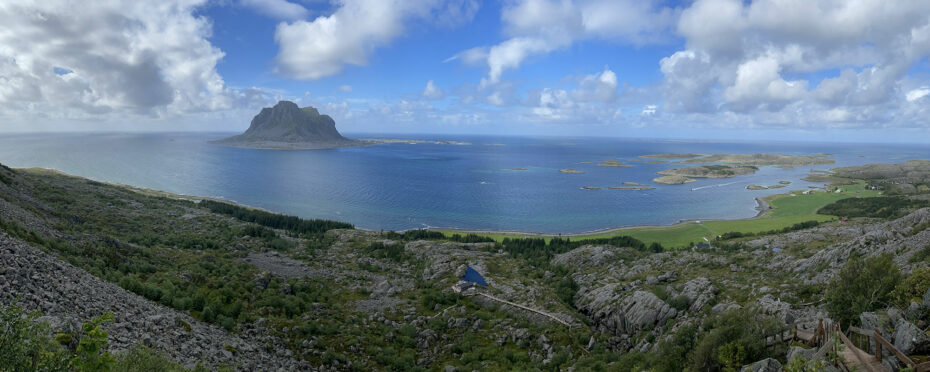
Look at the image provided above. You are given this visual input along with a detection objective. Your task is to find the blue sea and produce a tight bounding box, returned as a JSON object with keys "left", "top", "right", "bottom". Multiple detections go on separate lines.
{"left": 0, "top": 132, "right": 927, "bottom": 234}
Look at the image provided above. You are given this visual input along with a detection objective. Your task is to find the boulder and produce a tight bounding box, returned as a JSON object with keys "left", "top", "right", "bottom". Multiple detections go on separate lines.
{"left": 786, "top": 346, "right": 816, "bottom": 363}
{"left": 892, "top": 318, "right": 930, "bottom": 355}
{"left": 740, "top": 358, "right": 781, "bottom": 372}
{"left": 757, "top": 295, "right": 793, "bottom": 324}
{"left": 680, "top": 277, "right": 716, "bottom": 313}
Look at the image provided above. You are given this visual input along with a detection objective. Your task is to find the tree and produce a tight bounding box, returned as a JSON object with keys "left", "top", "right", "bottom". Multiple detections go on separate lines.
{"left": 825, "top": 254, "right": 902, "bottom": 326}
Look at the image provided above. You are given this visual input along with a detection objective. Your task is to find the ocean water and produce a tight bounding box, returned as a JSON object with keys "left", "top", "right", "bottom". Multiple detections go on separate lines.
{"left": 0, "top": 132, "right": 927, "bottom": 234}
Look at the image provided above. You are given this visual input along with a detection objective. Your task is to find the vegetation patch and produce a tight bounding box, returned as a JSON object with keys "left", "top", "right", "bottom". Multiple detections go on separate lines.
{"left": 819, "top": 196, "right": 930, "bottom": 219}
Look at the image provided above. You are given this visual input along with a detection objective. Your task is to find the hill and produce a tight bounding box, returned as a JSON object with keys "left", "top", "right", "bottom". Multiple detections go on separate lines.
{"left": 211, "top": 101, "right": 361, "bottom": 149}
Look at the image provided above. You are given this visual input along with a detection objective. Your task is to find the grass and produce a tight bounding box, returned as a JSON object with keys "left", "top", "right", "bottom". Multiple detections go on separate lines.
{"left": 435, "top": 181, "right": 880, "bottom": 249}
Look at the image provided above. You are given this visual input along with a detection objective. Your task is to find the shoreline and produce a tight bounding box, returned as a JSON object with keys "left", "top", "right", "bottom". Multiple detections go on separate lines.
{"left": 429, "top": 193, "right": 788, "bottom": 239}
{"left": 17, "top": 166, "right": 828, "bottom": 240}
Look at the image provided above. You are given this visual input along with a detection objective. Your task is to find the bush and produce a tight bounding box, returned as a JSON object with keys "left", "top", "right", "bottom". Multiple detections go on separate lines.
{"left": 825, "top": 254, "right": 902, "bottom": 326}
{"left": 891, "top": 267, "right": 930, "bottom": 307}
{"left": 0, "top": 304, "right": 68, "bottom": 371}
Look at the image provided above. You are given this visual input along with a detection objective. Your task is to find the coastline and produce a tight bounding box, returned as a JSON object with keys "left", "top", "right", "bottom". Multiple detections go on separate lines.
{"left": 430, "top": 193, "right": 788, "bottom": 239}
{"left": 18, "top": 166, "right": 843, "bottom": 243}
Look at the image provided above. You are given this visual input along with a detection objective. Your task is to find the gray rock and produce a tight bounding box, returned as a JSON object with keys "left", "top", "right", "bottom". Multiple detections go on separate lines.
{"left": 893, "top": 318, "right": 930, "bottom": 355}
{"left": 711, "top": 302, "right": 741, "bottom": 314}
{"left": 578, "top": 289, "right": 677, "bottom": 337}
{"left": 740, "top": 358, "right": 782, "bottom": 372}
{"left": 786, "top": 346, "right": 815, "bottom": 363}
{"left": 679, "top": 277, "right": 716, "bottom": 313}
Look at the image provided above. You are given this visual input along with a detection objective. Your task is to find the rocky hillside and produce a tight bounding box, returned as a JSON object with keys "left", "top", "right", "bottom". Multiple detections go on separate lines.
{"left": 211, "top": 101, "right": 358, "bottom": 149}
{"left": 0, "top": 232, "right": 305, "bottom": 371}
{"left": 3, "top": 160, "right": 930, "bottom": 371}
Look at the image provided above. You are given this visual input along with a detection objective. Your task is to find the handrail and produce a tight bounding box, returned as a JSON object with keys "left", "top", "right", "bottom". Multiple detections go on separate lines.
{"left": 872, "top": 328, "right": 915, "bottom": 367}
{"left": 837, "top": 326, "right": 880, "bottom": 372}
{"left": 476, "top": 292, "right": 572, "bottom": 327}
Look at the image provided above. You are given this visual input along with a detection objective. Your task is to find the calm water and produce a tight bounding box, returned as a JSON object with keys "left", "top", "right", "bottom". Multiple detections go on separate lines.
{"left": 0, "top": 133, "right": 927, "bottom": 233}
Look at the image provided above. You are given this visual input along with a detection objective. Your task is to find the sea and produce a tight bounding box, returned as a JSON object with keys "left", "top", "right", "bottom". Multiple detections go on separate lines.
{"left": 0, "top": 132, "right": 927, "bottom": 234}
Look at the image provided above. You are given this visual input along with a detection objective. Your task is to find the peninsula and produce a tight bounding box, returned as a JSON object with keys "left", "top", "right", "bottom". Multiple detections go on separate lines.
{"left": 211, "top": 101, "right": 362, "bottom": 150}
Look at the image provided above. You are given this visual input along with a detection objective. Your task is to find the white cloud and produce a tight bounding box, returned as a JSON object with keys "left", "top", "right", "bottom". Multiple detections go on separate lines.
{"left": 659, "top": 0, "right": 930, "bottom": 128}
{"left": 906, "top": 87, "right": 930, "bottom": 102}
{"left": 454, "top": 0, "right": 676, "bottom": 83}
{"left": 723, "top": 57, "right": 807, "bottom": 111}
{"left": 240, "top": 0, "right": 309, "bottom": 21}
{"left": 339, "top": 85, "right": 353, "bottom": 92}
{"left": 275, "top": 0, "right": 479, "bottom": 80}
{"left": 422, "top": 80, "right": 445, "bottom": 100}
{"left": 0, "top": 0, "right": 249, "bottom": 121}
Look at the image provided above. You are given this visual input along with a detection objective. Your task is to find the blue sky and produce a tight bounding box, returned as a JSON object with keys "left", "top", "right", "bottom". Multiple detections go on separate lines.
{"left": 1, "top": 0, "right": 930, "bottom": 142}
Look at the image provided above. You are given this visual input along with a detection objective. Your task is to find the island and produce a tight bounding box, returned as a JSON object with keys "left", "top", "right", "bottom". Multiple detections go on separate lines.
{"left": 680, "top": 153, "right": 834, "bottom": 167}
{"left": 639, "top": 153, "right": 705, "bottom": 159}
{"left": 653, "top": 175, "right": 697, "bottom": 184}
{"left": 580, "top": 186, "right": 601, "bottom": 190}
{"left": 597, "top": 159, "right": 632, "bottom": 167}
{"left": 211, "top": 101, "right": 362, "bottom": 150}
{"left": 608, "top": 186, "right": 656, "bottom": 190}
{"left": 560, "top": 168, "right": 584, "bottom": 174}
{"left": 746, "top": 184, "right": 787, "bottom": 190}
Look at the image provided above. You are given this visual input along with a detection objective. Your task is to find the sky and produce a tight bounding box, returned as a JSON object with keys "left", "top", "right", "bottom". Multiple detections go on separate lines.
{"left": 1, "top": 0, "right": 930, "bottom": 142}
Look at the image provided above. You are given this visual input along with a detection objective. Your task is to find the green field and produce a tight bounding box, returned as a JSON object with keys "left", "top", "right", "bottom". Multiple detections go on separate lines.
{"left": 436, "top": 181, "right": 879, "bottom": 249}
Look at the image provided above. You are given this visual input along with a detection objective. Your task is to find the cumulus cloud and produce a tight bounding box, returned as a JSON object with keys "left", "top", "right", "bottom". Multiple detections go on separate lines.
{"left": 338, "top": 85, "right": 353, "bottom": 92}
{"left": 240, "top": 0, "right": 309, "bottom": 20}
{"left": 454, "top": 0, "right": 676, "bottom": 83}
{"left": 422, "top": 80, "right": 445, "bottom": 100}
{"left": 524, "top": 67, "right": 621, "bottom": 122}
{"left": 660, "top": 0, "right": 930, "bottom": 128}
{"left": 0, "top": 0, "right": 249, "bottom": 120}
{"left": 275, "top": 0, "right": 479, "bottom": 80}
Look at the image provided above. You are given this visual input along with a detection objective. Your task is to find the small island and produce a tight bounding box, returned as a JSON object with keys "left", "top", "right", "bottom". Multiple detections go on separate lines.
{"left": 597, "top": 159, "right": 632, "bottom": 167}
{"left": 746, "top": 184, "right": 787, "bottom": 190}
{"left": 211, "top": 101, "right": 362, "bottom": 150}
{"left": 580, "top": 186, "right": 601, "bottom": 190}
{"left": 560, "top": 168, "right": 585, "bottom": 174}
{"left": 639, "top": 153, "right": 705, "bottom": 159}
{"left": 608, "top": 186, "right": 656, "bottom": 190}
{"left": 653, "top": 175, "right": 696, "bottom": 184}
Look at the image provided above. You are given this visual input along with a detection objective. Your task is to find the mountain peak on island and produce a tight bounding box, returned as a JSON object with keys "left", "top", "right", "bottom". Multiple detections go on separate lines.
{"left": 211, "top": 100, "right": 358, "bottom": 150}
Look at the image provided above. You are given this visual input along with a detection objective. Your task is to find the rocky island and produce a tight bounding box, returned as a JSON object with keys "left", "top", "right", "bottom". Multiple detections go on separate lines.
{"left": 653, "top": 165, "right": 759, "bottom": 184}
{"left": 680, "top": 153, "right": 834, "bottom": 167}
{"left": 211, "top": 101, "right": 362, "bottom": 150}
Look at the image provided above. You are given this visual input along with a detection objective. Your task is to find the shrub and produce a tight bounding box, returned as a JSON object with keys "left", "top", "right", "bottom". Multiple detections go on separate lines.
{"left": 891, "top": 267, "right": 930, "bottom": 307}
{"left": 825, "top": 254, "right": 902, "bottom": 326}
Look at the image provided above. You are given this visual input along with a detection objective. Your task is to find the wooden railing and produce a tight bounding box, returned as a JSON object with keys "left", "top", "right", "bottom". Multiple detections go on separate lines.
{"left": 846, "top": 325, "right": 930, "bottom": 372}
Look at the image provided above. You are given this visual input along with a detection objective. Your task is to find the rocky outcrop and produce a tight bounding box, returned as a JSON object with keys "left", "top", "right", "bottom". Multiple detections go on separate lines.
{"left": 212, "top": 101, "right": 358, "bottom": 149}
{"left": 0, "top": 232, "right": 306, "bottom": 371}
{"left": 550, "top": 245, "right": 624, "bottom": 268}
{"left": 578, "top": 288, "right": 677, "bottom": 337}
{"left": 740, "top": 358, "right": 782, "bottom": 372}
{"left": 676, "top": 277, "right": 716, "bottom": 313}
{"left": 893, "top": 318, "right": 930, "bottom": 355}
